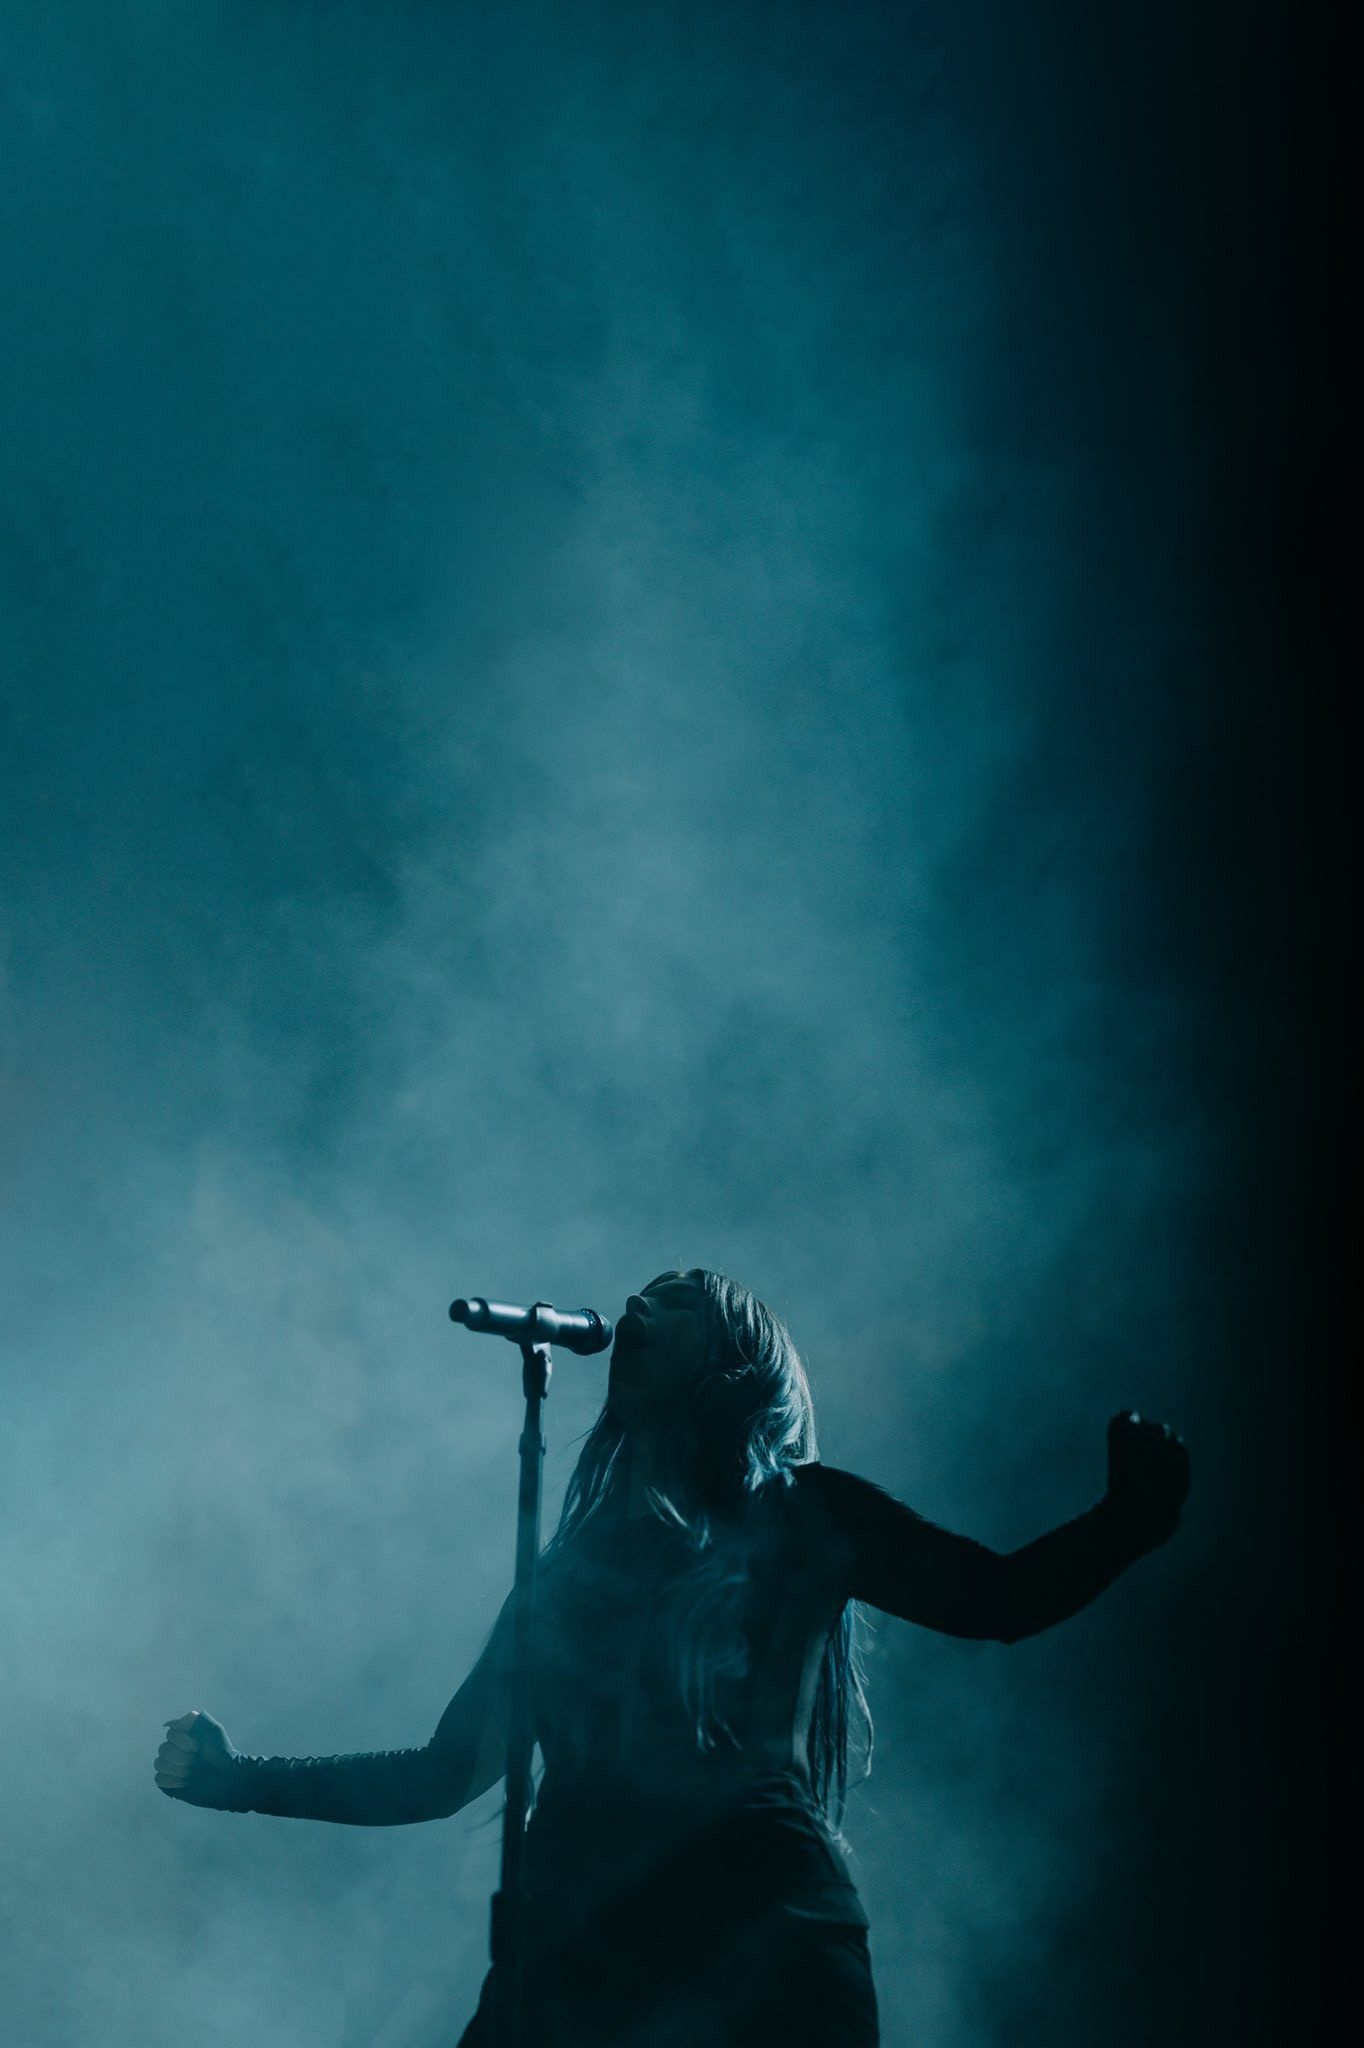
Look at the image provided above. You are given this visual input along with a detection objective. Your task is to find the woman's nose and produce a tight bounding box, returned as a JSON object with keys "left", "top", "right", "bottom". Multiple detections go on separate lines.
{"left": 625, "top": 1295, "right": 649, "bottom": 1318}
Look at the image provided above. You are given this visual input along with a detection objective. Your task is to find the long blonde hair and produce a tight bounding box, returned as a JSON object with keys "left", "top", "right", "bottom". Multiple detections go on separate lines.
{"left": 541, "top": 1270, "right": 872, "bottom": 1829}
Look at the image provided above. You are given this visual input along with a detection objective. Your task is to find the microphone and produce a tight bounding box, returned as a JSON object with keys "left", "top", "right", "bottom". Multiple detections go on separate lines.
{"left": 448, "top": 1297, "right": 615, "bottom": 1356}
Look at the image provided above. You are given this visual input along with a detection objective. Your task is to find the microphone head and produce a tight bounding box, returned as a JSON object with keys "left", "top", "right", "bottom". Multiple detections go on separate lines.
{"left": 570, "top": 1310, "right": 615, "bottom": 1356}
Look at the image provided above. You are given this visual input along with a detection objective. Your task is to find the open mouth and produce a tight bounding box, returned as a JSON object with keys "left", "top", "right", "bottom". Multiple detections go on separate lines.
{"left": 614, "top": 1314, "right": 648, "bottom": 1354}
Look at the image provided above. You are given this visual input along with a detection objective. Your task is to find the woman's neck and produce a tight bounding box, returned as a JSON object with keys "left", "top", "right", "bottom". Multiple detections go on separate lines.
{"left": 624, "top": 1424, "right": 692, "bottom": 1518}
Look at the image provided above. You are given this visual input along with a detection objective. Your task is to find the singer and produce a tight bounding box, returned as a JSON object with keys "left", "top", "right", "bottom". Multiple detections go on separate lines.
{"left": 154, "top": 1269, "right": 1189, "bottom": 2045}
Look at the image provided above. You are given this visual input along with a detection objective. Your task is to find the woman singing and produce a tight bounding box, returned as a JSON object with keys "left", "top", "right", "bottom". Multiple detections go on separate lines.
{"left": 154, "top": 1268, "right": 1189, "bottom": 2045}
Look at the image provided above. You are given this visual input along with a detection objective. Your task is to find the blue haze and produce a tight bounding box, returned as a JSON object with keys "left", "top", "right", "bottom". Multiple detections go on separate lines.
{"left": 2, "top": 5, "right": 1218, "bottom": 2043}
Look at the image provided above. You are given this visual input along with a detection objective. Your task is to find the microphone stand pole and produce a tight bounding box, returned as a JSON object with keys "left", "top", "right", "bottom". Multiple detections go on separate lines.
{"left": 490, "top": 1319, "right": 553, "bottom": 2048}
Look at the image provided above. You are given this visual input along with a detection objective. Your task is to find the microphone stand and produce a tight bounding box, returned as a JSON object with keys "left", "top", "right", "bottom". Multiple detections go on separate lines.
{"left": 490, "top": 1317, "right": 553, "bottom": 2048}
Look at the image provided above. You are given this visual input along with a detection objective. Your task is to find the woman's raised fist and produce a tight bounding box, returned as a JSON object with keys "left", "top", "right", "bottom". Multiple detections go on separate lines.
{"left": 1105, "top": 1410, "right": 1190, "bottom": 1536}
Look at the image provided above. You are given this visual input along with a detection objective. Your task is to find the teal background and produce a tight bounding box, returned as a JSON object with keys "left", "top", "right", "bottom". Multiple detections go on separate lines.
{"left": 1, "top": 4, "right": 1347, "bottom": 2043}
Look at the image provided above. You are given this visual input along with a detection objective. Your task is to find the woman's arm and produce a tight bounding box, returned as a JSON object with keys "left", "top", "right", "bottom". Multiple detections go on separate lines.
{"left": 156, "top": 1598, "right": 510, "bottom": 1826}
{"left": 811, "top": 1413, "right": 1189, "bottom": 1643}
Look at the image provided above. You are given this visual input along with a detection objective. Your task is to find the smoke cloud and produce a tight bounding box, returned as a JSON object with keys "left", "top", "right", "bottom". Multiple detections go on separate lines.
{"left": 3, "top": 5, "right": 1230, "bottom": 2042}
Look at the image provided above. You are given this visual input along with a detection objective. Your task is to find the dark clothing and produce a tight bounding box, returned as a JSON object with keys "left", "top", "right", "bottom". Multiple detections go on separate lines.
{"left": 456, "top": 1898, "right": 878, "bottom": 2047}
{"left": 191, "top": 1462, "right": 1172, "bottom": 2042}
{"left": 456, "top": 1771, "right": 879, "bottom": 2046}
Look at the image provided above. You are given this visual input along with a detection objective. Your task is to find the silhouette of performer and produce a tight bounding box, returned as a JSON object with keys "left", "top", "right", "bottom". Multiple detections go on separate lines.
{"left": 156, "top": 1269, "right": 1189, "bottom": 2045}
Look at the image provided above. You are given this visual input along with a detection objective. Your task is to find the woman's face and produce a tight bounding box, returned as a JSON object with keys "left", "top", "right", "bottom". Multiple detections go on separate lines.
{"left": 607, "top": 1270, "right": 707, "bottom": 1428}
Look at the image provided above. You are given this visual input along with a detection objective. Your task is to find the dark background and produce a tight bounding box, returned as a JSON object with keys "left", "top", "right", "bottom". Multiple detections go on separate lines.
{"left": 1, "top": 3, "right": 1350, "bottom": 2042}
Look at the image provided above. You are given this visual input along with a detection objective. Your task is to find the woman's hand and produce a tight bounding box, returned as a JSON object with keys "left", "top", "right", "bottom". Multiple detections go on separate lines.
{"left": 154, "top": 1709, "right": 242, "bottom": 1808}
{"left": 1105, "top": 1410, "right": 1190, "bottom": 1537}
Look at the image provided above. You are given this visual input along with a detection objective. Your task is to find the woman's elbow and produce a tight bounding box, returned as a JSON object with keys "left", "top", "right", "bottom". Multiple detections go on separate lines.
{"left": 992, "top": 1616, "right": 1036, "bottom": 1645}
{"left": 972, "top": 1557, "right": 1037, "bottom": 1644}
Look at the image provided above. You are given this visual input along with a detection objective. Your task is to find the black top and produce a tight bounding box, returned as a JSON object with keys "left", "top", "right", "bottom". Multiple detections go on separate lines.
{"left": 193, "top": 1462, "right": 1173, "bottom": 1932}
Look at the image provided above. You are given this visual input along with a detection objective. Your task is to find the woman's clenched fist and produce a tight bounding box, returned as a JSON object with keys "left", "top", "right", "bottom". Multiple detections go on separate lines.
{"left": 1105, "top": 1410, "right": 1190, "bottom": 1537}
{"left": 154, "top": 1709, "right": 242, "bottom": 1808}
